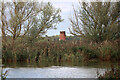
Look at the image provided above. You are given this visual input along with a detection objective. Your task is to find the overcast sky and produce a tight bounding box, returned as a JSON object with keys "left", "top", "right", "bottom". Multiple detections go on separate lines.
{"left": 1, "top": 0, "right": 119, "bottom": 36}
{"left": 44, "top": 0, "right": 119, "bottom": 36}
{"left": 42, "top": 0, "right": 119, "bottom": 36}
{"left": 45, "top": 1, "right": 79, "bottom": 36}
{"left": 0, "top": 0, "right": 79, "bottom": 36}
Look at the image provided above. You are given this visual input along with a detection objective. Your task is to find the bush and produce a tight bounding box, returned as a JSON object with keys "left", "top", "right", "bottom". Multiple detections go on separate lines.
{"left": 98, "top": 41, "right": 119, "bottom": 61}
{"left": 98, "top": 66, "right": 120, "bottom": 80}
{"left": 2, "top": 39, "right": 120, "bottom": 63}
{"left": 2, "top": 50, "right": 14, "bottom": 62}
{"left": 16, "top": 52, "right": 29, "bottom": 61}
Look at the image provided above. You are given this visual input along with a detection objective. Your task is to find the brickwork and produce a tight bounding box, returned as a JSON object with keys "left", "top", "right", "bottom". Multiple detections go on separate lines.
{"left": 59, "top": 31, "right": 66, "bottom": 40}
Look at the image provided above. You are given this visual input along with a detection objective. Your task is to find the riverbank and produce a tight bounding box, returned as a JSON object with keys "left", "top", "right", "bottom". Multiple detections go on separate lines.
{"left": 98, "top": 65, "right": 120, "bottom": 80}
{"left": 2, "top": 40, "right": 120, "bottom": 63}
{"left": 2, "top": 60, "right": 120, "bottom": 79}
{"left": 0, "top": 59, "right": 2, "bottom": 76}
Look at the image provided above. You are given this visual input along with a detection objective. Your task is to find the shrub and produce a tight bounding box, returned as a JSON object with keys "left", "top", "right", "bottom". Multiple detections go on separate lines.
{"left": 2, "top": 50, "right": 14, "bottom": 62}
{"left": 98, "top": 41, "right": 119, "bottom": 61}
{"left": 2, "top": 39, "right": 120, "bottom": 63}
{"left": 1, "top": 69, "right": 8, "bottom": 80}
{"left": 98, "top": 66, "right": 120, "bottom": 80}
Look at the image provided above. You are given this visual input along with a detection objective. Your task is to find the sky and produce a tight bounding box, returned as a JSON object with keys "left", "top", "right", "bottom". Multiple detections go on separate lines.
{"left": 0, "top": 0, "right": 79, "bottom": 36}
{"left": 41, "top": 0, "right": 119, "bottom": 36}
{"left": 0, "top": 0, "right": 79, "bottom": 37}
{"left": 0, "top": 0, "right": 119, "bottom": 37}
{"left": 45, "top": 1, "right": 78, "bottom": 36}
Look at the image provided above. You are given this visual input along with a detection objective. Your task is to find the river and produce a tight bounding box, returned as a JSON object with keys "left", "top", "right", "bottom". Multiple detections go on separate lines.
{"left": 2, "top": 61, "right": 118, "bottom": 78}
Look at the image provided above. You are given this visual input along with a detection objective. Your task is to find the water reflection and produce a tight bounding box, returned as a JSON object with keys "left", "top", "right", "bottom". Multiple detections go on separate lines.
{"left": 3, "top": 61, "right": 118, "bottom": 68}
{"left": 3, "top": 61, "right": 119, "bottom": 78}
{"left": 4, "top": 66, "right": 106, "bottom": 78}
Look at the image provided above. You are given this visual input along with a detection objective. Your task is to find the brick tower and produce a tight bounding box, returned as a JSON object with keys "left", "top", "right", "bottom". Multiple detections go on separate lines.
{"left": 59, "top": 31, "right": 66, "bottom": 40}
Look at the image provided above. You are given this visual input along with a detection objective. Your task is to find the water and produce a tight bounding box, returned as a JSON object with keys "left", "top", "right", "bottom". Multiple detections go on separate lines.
{"left": 4, "top": 66, "right": 106, "bottom": 78}
{"left": 3, "top": 61, "right": 118, "bottom": 78}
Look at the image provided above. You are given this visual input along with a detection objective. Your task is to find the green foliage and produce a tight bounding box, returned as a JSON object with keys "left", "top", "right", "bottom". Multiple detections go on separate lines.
{"left": 98, "top": 66, "right": 120, "bottom": 80}
{"left": 2, "top": 50, "right": 14, "bottom": 61}
{"left": 69, "top": 2, "right": 120, "bottom": 42}
{"left": 26, "top": 2, "right": 63, "bottom": 43}
{"left": 1, "top": 2, "right": 63, "bottom": 59}
{"left": 98, "top": 40, "right": 119, "bottom": 61}
{"left": 2, "top": 39, "right": 120, "bottom": 63}
{"left": 1, "top": 69, "right": 8, "bottom": 80}
{"left": 16, "top": 52, "right": 29, "bottom": 61}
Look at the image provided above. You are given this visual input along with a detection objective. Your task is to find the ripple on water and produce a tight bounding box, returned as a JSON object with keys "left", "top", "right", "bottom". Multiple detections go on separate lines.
{"left": 3, "top": 66, "right": 107, "bottom": 78}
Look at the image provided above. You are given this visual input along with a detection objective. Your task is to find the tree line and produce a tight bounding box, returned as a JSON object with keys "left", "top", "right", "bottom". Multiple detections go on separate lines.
{"left": 0, "top": 1, "right": 120, "bottom": 62}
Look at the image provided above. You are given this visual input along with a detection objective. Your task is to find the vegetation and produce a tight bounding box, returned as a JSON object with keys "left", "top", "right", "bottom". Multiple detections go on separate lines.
{"left": 1, "top": 69, "right": 8, "bottom": 80}
{"left": 2, "top": 38, "right": 120, "bottom": 63}
{"left": 69, "top": 2, "right": 120, "bottom": 43}
{"left": 1, "top": 2, "right": 119, "bottom": 62}
{"left": 0, "top": 2, "right": 63, "bottom": 62}
{"left": 98, "top": 65, "right": 120, "bottom": 80}
{"left": 0, "top": 1, "right": 120, "bottom": 79}
{"left": 69, "top": 2, "right": 120, "bottom": 79}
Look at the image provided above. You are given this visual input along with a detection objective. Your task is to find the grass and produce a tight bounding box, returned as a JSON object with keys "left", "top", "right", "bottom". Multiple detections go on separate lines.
{"left": 2, "top": 39, "right": 120, "bottom": 63}
{"left": 98, "top": 65, "right": 120, "bottom": 80}
{"left": 1, "top": 69, "right": 8, "bottom": 80}
{"left": 0, "top": 59, "right": 2, "bottom": 64}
